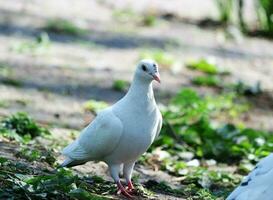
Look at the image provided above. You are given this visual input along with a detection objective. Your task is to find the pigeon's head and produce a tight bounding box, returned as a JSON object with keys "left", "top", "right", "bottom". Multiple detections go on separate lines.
{"left": 136, "top": 59, "right": 161, "bottom": 83}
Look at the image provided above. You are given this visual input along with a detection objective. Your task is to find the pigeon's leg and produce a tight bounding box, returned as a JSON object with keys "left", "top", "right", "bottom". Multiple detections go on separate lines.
{"left": 123, "top": 162, "right": 136, "bottom": 193}
{"left": 110, "top": 164, "right": 133, "bottom": 198}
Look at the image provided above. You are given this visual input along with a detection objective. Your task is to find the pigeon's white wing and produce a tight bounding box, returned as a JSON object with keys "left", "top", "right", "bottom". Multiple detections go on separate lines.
{"left": 62, "top": 108, "right": 123, "bottom": 161}
{"left": 155, "top": 109, "right": 162, "bottom": 139}
{"left": 227, "top": 154, "right": 273, "bottom": 200}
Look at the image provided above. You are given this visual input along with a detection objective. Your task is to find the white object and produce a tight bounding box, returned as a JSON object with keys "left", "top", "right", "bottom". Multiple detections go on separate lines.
{"left": 227, "top": 154, "right": 273, "bottom": 200}
{"left": 61, "top": 59, "right": 162, "bottom": 197}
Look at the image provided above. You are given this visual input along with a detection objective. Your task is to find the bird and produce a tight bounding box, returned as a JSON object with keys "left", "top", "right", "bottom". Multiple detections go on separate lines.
{"left": 60, "top": 59, "right": 162, "bottom": 198}
{"left": 227, "top": 153, "right": 273, "bottom": 200}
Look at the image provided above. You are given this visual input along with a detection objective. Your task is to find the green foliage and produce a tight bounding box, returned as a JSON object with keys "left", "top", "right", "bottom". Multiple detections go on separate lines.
{"left": 145, "top": 180, "right": 185, "bottom": 197}
{"left": 11, "top": 32, "right": 50, "bottom": 54}
{"left": 113, "top": 9, "right": 157, "bottom": 26}
{"left": 0, "top": 63, "right": 13, "bottom": 77}
{"left": 232, "top": 81, "right": 262, "bottom": 96}
{"left": 0, "top": 100, "right": 9, "bottom": 108}
{"left": 1, "top": 78, "right": 22, "bottom": 87}
{"left": 143, "top": 15, "right": 157, "bottom": 26}
{"left": 0, "top": 161, "right": 114, "bottom": 200}
{"left": 214, "top": 0, "right": 234, "bottom": 24}
{"left": 155, "top": 88, "right": 271, "bottom": 163}
{"left": 192, "top": 75, "right": 221, "bottom": 87}
{"left": 83, "top": 100, "right": 109, "bottom": 114}
{"left": 112, "top": 9, "right": 139, "bottom": 23}
{"left": 186, "top": 59, "right": 219, "bottom": 74}
{"left": 0, "top": 112, "right": 50, "bottom": 142}
{"left": 257, "top": 0, "right": 273, "bottom": 33}
{"left": 112, "top": 79, "right": 129, "bottom": 91}
{"left": 16, "top": 146, "right": 56, "bottom": 166}
{"left": 44, "top": 18, "right": 88, "bottom": 35}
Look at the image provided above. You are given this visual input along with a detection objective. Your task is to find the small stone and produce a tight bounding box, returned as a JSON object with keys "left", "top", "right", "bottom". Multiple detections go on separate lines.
{"left": 186, "top": 159, "right": 200, "bottom": 167}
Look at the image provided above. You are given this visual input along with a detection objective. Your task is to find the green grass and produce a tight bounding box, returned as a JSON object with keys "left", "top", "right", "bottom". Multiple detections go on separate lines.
{"left": 142, "top": 15, "right": 157, "bottom": 26}
{"left": 0, "top": 63, "right": 13, "bottom": 77}
{"left": 83, "top": 100, "right": 109, "bottom": 115}
{"left": 257, "top": 0, "right": 273, "bottom": 33}
{"left": 192, "top": 75, "right": 221, "bottom": 87}
{"left": 186, "top": 59, "right": 219, "bottom": 74}
{"left": 112, "top": 80, "right": 129, "bottom": 91}
{"left": 1, "top": 78, "right": 22, "bottom": 87}
{"left": 0, "top": 100, "right": 9, "bottom": 108}
{"left": 43, "top": 18, "right": 88, "bottom": 36}
{"left": 153, "top": 88, "right": 270, "bottom": 164}
{"left": 0, "top": 163, "right": 114, "bottom": 200}
{"left": 11, "top": 32, "right": 51, "bottom": 54}
{"left": 113, "top": 9, "right": 158, "bottom": 27}
{"left": 0, "top": 112, "right": 50, "bottom": 143}
{"left": 112, "top": 9, "right": 139, "bottom": 23}
{"left": 214, "top": 0, "right": 234, "bottom": 24}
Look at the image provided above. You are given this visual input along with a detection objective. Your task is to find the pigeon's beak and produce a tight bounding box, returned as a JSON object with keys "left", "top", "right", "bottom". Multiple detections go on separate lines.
{"left": 152, "top": 73, "right": 161, "bottom": 83}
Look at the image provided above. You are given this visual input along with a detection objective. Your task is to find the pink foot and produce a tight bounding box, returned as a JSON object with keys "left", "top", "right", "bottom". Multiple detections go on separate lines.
{"left": 126, "top": 181, "right": 137, "bottom": 195}
{"left": 117, "top": 181, "right": 133, "bottom": 199}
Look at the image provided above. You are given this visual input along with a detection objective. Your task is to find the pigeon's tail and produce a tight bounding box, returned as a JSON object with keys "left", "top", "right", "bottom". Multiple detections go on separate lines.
{"left": 59, "top": 157, "right": 87, "bottom": 168}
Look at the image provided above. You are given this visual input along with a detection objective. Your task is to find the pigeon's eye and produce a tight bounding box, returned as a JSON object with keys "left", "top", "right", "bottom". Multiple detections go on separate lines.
{"left": 142, "top": 65, "right": 147, "bottom": 71}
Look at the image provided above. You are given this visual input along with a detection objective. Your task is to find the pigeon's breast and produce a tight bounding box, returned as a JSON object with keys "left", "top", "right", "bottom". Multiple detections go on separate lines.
{"left": 104, "top": 106, "right": 159, "bottom": 164}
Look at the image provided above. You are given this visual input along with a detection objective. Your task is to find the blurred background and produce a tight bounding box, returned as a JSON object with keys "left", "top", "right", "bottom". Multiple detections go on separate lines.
{"left": 0, "top": 0, "right": 273, "bottom": 199}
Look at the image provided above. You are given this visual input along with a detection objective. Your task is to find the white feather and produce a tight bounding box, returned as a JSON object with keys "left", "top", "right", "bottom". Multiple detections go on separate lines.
{"left": 227, "top": 154, "right": 273, "bottom": 200}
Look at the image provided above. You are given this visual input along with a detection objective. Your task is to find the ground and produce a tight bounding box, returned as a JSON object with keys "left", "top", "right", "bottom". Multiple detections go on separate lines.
{"left": 0, "top": 0, "right": 272, "bottom": 200}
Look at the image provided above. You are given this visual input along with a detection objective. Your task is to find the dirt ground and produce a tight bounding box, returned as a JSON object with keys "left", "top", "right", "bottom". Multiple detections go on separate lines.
{"left": 0, "top": 0, "right": 272, "bottom": 199}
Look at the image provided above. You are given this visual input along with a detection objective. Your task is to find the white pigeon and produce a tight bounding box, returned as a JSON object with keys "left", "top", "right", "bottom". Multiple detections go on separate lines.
{"left": 227, "top": 154, "right": 273, "bottom": 200}
{"left": 61, "top": 59, "right": 162, "bottom": 198}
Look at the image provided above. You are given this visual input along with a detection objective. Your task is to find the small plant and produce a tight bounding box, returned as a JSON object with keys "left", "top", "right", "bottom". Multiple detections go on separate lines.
{"left": 153, "top": 88, "right": 271, "bottom": 164}
{"left": 11, "top": 32, "right": 50, "bottom": 54}
{"left": 143, "top": 15, "right": 156, "bottom": 26}
{"left": 15, "top": 146, "right": 56, "bottom": 165}
{"left": 257, "top": 0, "right": 273, "bottom": 34}
{"left": 0, "top": 63, "right": 12, "bottom": 77}
{"left": 44, "top": 18, "right": 87, "bottom": 36}
{"left": 83, "top": 100, "right": 109, "bottom": 114}
{"left": 214, "top": 0, "right": 234, "bottom": 24}
{"left": 112, "top": 9, "right": 139, "bottom": 23}
{"left": 1, "top": 78, "right": 22, "bottom": 87}
{"left": 0, "top": 100, "right": 9, "bottom": 108}
{"left": 192, "top": 75, "right": 221, "bottom": 87}
{"left": 0, "top": 112, "right": 50, "bottom": 142}
{"left": 186, "top": 59, "right": 219, "bottom": 74}
{"left": 112, "top": 80, "right": 129, "bottom": 91}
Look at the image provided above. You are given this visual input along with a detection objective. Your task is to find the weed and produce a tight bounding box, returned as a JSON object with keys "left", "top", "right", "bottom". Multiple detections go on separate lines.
{"left": 192, "top": 75, "right": 221, "bottom": 87}
{"left": 257, "top": 0, "right": 273, "bottom": 33}
{"left": 1, "top": 78, "right": 22, "bottom": 87}
{"left": 143, "top": 15, "right": 157, "bottom": 26}
{"left": 153, "top": 88, "right": 271, "bottom": 164}
{"left": 214, "top": 0, "right": 234, "bottom": 24}
{"left": 113, "top": 9, "right": 138, "bottom": 22}
{"left": 0, "top": 100, "right": 9, "bottom": 108}
{"left": 186, "top": 59, "right": 219, "bottom": 74}
{"left": 83, "top": 100, "right": 109, "bottom": 115}
{"left": 44, "top": 18, "right": 87, "bottom": 36}
{"left": 0, "top": 112, "right": 50, "bottom": 143}
{"left": 11, "top": 32, "right": 50, "bottom": 54}
{"left": 112, "top": 79, "right": 129, "bottom": 91}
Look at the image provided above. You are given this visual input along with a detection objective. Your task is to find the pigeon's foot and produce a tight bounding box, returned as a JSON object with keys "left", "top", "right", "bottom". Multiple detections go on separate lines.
{"left": 126, "top": 181, "right": 137, "bottom": 195}
{"left": 117, "top": 181, "right": 133, "bottom": 199}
